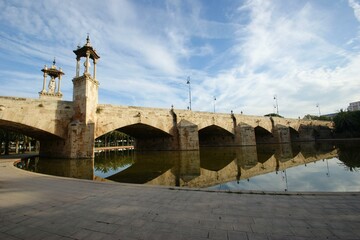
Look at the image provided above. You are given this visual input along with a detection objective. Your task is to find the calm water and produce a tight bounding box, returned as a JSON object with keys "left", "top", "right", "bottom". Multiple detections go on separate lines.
{"left": 17, "top": 141, "right": 360, "bottom": 192}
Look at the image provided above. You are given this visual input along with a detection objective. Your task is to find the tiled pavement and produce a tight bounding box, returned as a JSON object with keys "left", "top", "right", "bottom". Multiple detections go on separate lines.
{"left": 1, "top": 155, "right": 359, "bottom": 240}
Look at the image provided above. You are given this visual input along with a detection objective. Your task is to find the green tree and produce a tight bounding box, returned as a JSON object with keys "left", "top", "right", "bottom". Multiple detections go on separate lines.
{"left": 0, "top": 129, "right": 36, "bottom": 155}
{"left": 96, "top": 131, "right": 133, "bottom": 147}
{"left": 0, "top": 129, "right": 11, "bottom": 155}
{"left": 333, "top": 110, "right": 360, "bottom": 137}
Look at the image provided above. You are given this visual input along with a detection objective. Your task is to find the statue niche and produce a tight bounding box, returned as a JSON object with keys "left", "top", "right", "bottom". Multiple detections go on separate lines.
{"left": 39, "top": 59, "right": 64, "bottom": 100}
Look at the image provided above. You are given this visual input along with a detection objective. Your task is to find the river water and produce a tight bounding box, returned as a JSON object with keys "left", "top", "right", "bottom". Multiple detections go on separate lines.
{"left": 17, "top": 140, "right": 360, "bottom": 192}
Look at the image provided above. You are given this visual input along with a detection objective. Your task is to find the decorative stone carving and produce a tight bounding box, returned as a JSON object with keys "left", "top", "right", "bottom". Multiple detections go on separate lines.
{"left": 48, "top": 77, "right": 56, "bottom": 94}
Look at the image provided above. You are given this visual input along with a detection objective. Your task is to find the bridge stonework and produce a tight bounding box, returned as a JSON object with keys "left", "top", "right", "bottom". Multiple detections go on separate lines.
{"left": 0, "top": 95, "right": 334, "bottom": 159}
{"left": 0, "top": 38, "right": 334, "bottom": 159}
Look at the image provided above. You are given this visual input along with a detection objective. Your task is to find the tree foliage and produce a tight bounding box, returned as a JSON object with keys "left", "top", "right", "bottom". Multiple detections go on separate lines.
{"left": 0, "top": 128, "right": 36, "bottom": 155}
{"left": 333, "top": 110, "right": 360, "bottom": 137}
{"left": 95, "top": 131, "right": 133, "bottom": 147}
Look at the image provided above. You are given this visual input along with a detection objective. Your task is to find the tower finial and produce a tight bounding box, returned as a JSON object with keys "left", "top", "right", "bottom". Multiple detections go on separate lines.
{"left": 51, "top": 57, "right": 57, "bottom": 69}
{"left": 86, "top": 33, "right": 90, "bottom": 46}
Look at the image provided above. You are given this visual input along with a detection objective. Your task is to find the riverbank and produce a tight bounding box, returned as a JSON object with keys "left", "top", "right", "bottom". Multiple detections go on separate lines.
{"left": 1, "top": 155, "right": 360, "bottom": 240}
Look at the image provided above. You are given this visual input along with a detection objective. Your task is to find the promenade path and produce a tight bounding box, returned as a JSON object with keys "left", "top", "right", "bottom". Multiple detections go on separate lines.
{"left": 1, "top": 155, "right": 359, "bottom": 240}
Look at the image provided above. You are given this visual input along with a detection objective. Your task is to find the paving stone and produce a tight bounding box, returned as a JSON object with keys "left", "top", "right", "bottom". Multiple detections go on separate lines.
{"left": 227, "top": 230, "right": 248, "bottom": 240}
{"left": 232, "top": 221, "right": 253, "bottom": 232}
{"left": 208, "top": 228, "right": 228, "bottom": 239}
{"left": 1, "top": 157, "right": 360, "bottom": 240}
{"left": 290, "top": 227, "right": 314, "bottom": 237}
{"left": 181, "top": 227, "right": 209, "bottom": 239}
{"left": 330, "top": 228, "right": 360, "bottom": 239}
{"left": 246, "top": 232, "right": 269, "bottom": 240}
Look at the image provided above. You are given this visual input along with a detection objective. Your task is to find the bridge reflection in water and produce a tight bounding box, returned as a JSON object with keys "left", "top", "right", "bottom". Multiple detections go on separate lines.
{"left": 97, "top": 142, "right": 339, "bottom": 188}
{"left": 18, "top": 141, "right": 360, "bottom": 191}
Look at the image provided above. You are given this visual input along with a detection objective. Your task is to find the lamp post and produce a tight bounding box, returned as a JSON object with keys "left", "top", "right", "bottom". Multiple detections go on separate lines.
{"left": 187, "top": 76, "right": 191, "bottom": 110}
{"left": 274, "top": 95, "right": 279, "bottom": 115}
{"left": 214, "top": 96, "right": 216, "bottom": 113}
{"left": 316, "top": 103, "right": 321, "bottom": 117}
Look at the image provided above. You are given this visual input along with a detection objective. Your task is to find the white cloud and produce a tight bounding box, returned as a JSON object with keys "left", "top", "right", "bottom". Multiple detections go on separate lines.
{"left": 190, "top": 0, "right": 360, "bottom": 116}
{"left": 0, "top": 0, "right": 360, "bottom": 118}
{"left": 349, "top": 0, "right": 360, "bottom": 22}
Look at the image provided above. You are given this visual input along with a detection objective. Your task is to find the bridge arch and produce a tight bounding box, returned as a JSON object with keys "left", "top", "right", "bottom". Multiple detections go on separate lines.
{"left": 238, "top": 117, "right": 273, "bottom": 135}
{"left": 95, "top": 106, "right": 175, "bottom": 139}
{"left": 198, "top": 124, "right": 234, "bottom": 147}
{"left": 97, "top": 123, "right": 175, "bottom": 151}
{"left": 196, "top": 118, "right": 234, "bottom": 136}
{"left": 0, "top": 119, "right": 63, "bottom": 140}
{"left": 254, "top": 126, "right": 274, "bottom": 144}
{"left": 289, "top": 127, "right": 300, "bottom": 141}
{"left": 117, "top": 123, "right": 172, "bottom": 139}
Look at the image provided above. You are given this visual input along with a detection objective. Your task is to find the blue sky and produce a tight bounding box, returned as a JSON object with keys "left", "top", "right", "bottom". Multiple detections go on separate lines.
{"left": 1, "top": 0, "right": 360, "bottom": 118}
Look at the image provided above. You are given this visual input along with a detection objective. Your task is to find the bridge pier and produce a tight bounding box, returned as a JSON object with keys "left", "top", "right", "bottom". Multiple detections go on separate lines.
{"left": 67, "top": 121, "right": 95, "bottom": 158}
{"left": 273, "top": 125, "right": 291, "bottom": 143}
{"left": 297, "top": 125, "right": 316, "bottom": 141}
{"left": 38, "top": 121, "right": 96, "bottom": 159}
{"left": 275, "top": 143, "right": 293, "bottom": 162}
{"left": 39, "top": 139, "right": 67, "bottom": 158}
{"left": 235, "top": 124, "right": 256, "bottom": 146}
{"left": 176, "top": 150, "right": 200, "bottom": 184}
{"left": 177, "top": 120, "right": 199, "bottom": 150}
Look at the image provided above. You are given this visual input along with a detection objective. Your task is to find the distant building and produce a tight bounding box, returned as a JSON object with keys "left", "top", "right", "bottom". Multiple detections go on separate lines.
{"left": 347, "top": 101, "right": 360, "bottom": 111}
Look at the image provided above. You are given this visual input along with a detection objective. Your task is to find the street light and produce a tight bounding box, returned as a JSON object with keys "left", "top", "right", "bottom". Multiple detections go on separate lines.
{"left": 316, "top": 103, "right": 321, "bottom": 117}
{"left": 273, "top": 95, "right": 279, "bottom": 115}
{"left": 187, "top": 76, "right": 191, "bottom": 110}
{"left": 213, "top": 96, "right": 216, "bottom": 113}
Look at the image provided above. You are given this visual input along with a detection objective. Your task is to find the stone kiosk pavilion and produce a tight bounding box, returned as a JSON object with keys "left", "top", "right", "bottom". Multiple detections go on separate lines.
{"left": 39, "top": 59, "right": 64, "bottom": 100}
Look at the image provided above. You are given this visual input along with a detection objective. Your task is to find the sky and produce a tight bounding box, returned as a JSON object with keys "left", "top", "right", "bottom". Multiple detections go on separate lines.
{"left": 0, "top": 0, "right": 360, "bottom": 118}
{"left": 214, "top": 157, "right": 360, "bottom": 192}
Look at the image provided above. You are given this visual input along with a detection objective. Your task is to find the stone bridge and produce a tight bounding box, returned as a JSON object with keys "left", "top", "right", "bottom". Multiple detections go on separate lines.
{"left": 0, "top": 37, "right": 334, "bottom": 159}
{"left": 96, "top": 104, "right": 333, "bottom": 151}
{"left": 0, "top": 95, "right": 334, "bottom": 159}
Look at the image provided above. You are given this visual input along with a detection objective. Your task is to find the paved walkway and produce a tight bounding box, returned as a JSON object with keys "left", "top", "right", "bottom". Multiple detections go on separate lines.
{"left": 1, "top": 155, "right": 359, "bottom": 240}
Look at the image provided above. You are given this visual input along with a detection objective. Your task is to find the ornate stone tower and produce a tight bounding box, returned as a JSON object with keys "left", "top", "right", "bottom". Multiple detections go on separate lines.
{"left": 39, "top": 59, "right": 64, "bottom": 100}
{"left": 39, "top": 36, "right": 100, "bottom": 159}
{"left": 68, "top": 35, "right": 100, "bottom": 158}
{"left": 72, "top": 35, "right": 100, "bottom": 124}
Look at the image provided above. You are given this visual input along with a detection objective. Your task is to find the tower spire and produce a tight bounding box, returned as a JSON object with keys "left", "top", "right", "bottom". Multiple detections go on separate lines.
{"left": 86, "top": 33, "right": 90, "bottom": 46}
